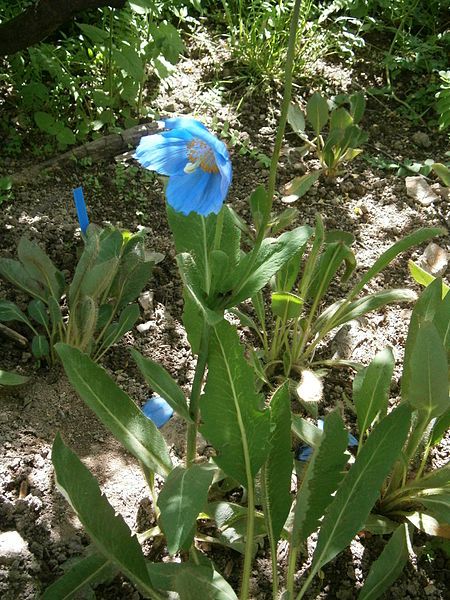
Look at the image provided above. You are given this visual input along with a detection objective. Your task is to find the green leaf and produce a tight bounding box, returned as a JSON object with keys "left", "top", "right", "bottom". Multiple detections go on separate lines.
{"left": 358, "top": 525, "right": 409, "bottom": 600}
{"left": 116, "top": 260, "right": 154, "bottom": 310}
{"left": 350, "top": 228, "right": 444, "bottom": 298}
{"left": 431, "top": 408, "right": 450, "bottom": 445}
{"left": 56, "top": 127, "right": 76, "bottom": 146}
{"left": 200, "top": 320, "right": 271, "bottom": 486}
{"left": 418, "top": 495, "right": 450, "bottom": 526}
{"left": 51, "top": 434, "right": 157, "bottom": 596}
{"left": 291, "top": 414, "right": 323, "bottom": 448}
{"left": 77, "top": 22, "right": 110, "bottom": 44}
{"left": 282, "top": 171, "right": 321, "bottom": 202}
{"left": 48, "top": 296, "right": 63, "bottom": 329}
{"left": 98, "top": 303, "right": 140, "bottom": 352}
{"left": 80, "top": 257, "right": 120, "bottom": 301}
{"left": 158, "top": 464, "right": 215, "bottom": 554}
{"left": 131, "top": 349, "right": 192, "bottom": 422}
{"left": 41, "top": 554, "right": 116, "bottom": 600}
{"left": 0, "top": 258, "right": 47, "bottom": 301}
{"left": 432, "top": 162, "right": 450, "bottom": 186}
{"left": 310, "top": 404, "right": 412, "bottom": 574}
{"left": 28, "top": 299, "right": 49, "bottom": 327}
{"left": 18, "top": 237, "right": 63, "bottom": 300}
{"left": 288, "top": 102, "right": 306, "bottom": 133}
{"left": 271, "top": 291, "right": 303, "bottom": 319}
{"left": 314, "top": 289, "right": 417, "bottom": 334}
{"left": 174, "top": 562, "right": 238, "bottom": 600}
{"left": 292, "top": 410, "right": 349, "bottom": 546}
{"left": 408, "top": 260, "right": 449, "bottom": 297}
{"left": 34, "top": 111, "right": 55, "bottom": 132}
{"left": 433, "top": 287, "right": 450, "bottom": 354}
{"left": 55, "top": 343, "right": 172, "bottom": 476}
{"left": 349, "top": 93, "right": 366, "bottom": 124}
{"left": 363, "top": 513, "right": 399, "bottom": 535}
{"left": 307, "top": 239, "right": 356, "bottom": 303}
{"left": 32, "top": 335, "right": 49, "bottom": 359}
{"left": 306, "top": 92, "right": 329, "bottom": 136}
{"left": 227, "top": 226, "right": 313, "bottom": 307}
{"left": 0, "top": 299, "right": 34, "bottom": 329}
{"left": 0, "top": 370, "right": 29, "bottom": 386}
{"left": 262, "top": 384, "right": 293, "bottom": 545}
{"left": 354, "top": 348, "right": 394, "bottom": 438}
{"left": 406, "top": 512, "right": 450, "bottom": 538}
{"left": 72, "top": 296, "right": 97, "bottom": 352}
{"left": 330, "top": 107, "right": 353, "bottom": 130}
{"left": 249, "top": 186, "right": 270, "bottom": 232}
{"left": 407, "top": 322, "right": 448, "bottom": 419}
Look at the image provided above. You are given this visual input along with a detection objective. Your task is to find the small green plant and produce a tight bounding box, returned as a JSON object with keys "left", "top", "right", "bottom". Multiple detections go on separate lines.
{"left": 284, "top": 92, "right": 368, "bottom": 200}
{"left": 232, "top": 212, "right": 442, "bottom": 386}
{"left": 0, "top": 176, "right": 13, "bottom": 204}
{"left": 0, "top": 225, "right": 157, "bottom": 364}
{"left": 0, "top": 369, "right": 29, "bottom": 386}
{"left": 436, "top": 70, "right": 450, "bottom": 131}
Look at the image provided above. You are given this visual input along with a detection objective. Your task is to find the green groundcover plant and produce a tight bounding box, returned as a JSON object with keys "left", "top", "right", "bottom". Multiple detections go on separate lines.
{"left": 3, "top": 2, "right": 446, "bottom": 598}
{"left": 0, "top": 225, "right": 157, "bottom": 363}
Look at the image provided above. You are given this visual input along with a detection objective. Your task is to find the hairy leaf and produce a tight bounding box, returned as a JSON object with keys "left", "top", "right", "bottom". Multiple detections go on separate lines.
{"left": 200, "top": 320, "right": 271, "bottom": 486}
{"left": 55, "top": 343, "right": 172, "bottom": 476}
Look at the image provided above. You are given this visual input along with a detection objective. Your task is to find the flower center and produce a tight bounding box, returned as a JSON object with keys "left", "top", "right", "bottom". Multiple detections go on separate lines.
{"left": 186, "top": 138, "right": 219, "bottom": 174}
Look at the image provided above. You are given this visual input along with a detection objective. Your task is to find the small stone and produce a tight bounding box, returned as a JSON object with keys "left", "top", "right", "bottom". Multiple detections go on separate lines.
{"left": 138, "top": 291, "right": 154, "bottom": 313}
{"left": 417, "top": 242, "right": 448, "bottom": 276}
{"left": 412, "top": 131, "right": 431, "bottom": 148}
{"left": 0, "top": 531, "right": 30, "bottom": 566}
{"left": 137, "top": 321, "right": 153, "bottom": 333}
{"left": 406, "top": 176, "right": 439, "bottom": 206}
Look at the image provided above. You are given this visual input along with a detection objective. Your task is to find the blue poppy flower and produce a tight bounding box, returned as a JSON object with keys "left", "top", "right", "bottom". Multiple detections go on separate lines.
{"left": 142, "top": 395, "right": 173, "bottom": 428}
{"left": 134, "top": 117, "right": 232, "bottom": 216}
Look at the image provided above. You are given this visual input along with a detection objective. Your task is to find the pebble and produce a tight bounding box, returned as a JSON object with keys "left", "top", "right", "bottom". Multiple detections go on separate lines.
{"left": 412, "top": 131, "right": 431, "bottom": 148}
{"left": 0, "top": 531, "right": 30, "bottom": 566}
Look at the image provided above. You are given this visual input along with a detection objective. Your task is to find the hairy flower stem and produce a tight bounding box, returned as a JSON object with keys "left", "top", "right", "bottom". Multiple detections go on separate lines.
{"left": 186, "top": 323, "right": 210, "bottom": 467}
{"left": 266, "top": 0, "right": 303, "bottom": 206}
{"left": 240, "top": 481, "right": 256, "bottom": 600}
{"left": 221, "top": 0, "right": 303, "bottom": 310}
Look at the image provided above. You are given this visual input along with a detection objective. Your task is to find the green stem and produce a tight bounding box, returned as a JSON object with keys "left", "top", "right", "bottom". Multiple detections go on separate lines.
{"left": 186, "top": 323, "right": 210, "bottom": 467}
{"left": 220, "top": 0, "right": 303, "bottom": 311}
{"left": 240, "top": 481, "right": 255, "bottom": 600}
{"left": 260, "top": 467, "right": 279, "bottom": 600}
{"left": 286, "top": 545, "right": 298, "bottom": 598}
{"left": 108, "top": 8, "right": 114, "bottom": 106}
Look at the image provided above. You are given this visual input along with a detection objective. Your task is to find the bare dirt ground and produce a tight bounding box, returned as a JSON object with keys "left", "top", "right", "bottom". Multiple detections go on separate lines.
{"left": 0, "top": 27, "right": 449, "bottom": 599}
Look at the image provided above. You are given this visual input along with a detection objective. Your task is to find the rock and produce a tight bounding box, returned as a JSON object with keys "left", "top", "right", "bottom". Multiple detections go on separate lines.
{"left": 0, "top": 531, "right": 30, "bottom": 566}
{"left": 412, "top": 131, "right": 431, "bottom": 148}
{"left": 136, "top": 320, "right": 153, "bottom": 333}
{"left": 138, "top": 290, "right": 154, "bottom": 313}
{"left": 417, "top": 242, "right": 448, "bottom": 276}
{"left": 405, "top": 176, "right": 439, "bottom": 206}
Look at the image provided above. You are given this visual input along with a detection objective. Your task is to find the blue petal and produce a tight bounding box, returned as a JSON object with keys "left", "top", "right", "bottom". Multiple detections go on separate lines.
{"left": 163, "top": 117, "right": 230, "bottom": 164}
{"left": 73, "top": 187, "right": 89, "bottom": 235}
{"left": 134, "top": 133, "right": 189, "bottom": 176}
{"left": 348, "top": 432, "right": 359, "bottom": 447}
{"left": 296, "top": 445, "right": 314, "bottom": 462}
{"left": 166, "top": 169, "right": 225, "bottom": 216}
{"left": 142, "top": 395, "right": 173, "bottom": 428}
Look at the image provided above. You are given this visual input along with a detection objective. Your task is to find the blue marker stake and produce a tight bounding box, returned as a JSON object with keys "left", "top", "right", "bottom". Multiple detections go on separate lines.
{"left": 73, "top": 187, "right": 89, "bottom": 235}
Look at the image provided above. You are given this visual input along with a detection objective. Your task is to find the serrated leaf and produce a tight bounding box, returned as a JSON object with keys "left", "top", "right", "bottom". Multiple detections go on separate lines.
{"left": 158, "top": 464, "right": 215, "bottom": 554}
{"left": 358, "top": 524, "right": 409, "bottom": 600}
{"left": 354, "top": 348, "right": 394, "bottom": 439}
{"left": 55, "top": 343, "right": 172, "bottom": 476}
{"left": 306, "top": 92, "right": 329, "bottom": 136}
{"left": 18, "top": 237, "right": 62, "bottom": 299}
{"left": 200, "top": 320, "right": 271, "bottom": 486}
{"left": 292, "top": 410, "right": 348, "bottom": 546}
{"left": 309, "top": 403, "right": 411, "bottom": 574}
{"left": 131, "top": 349, "right": 191, "bottom": 422}
{"left": 41, "top": 554, "right": 116, "bottom": 600}
{"left": 262, "top": 384, "right": 293, "bottom": 545}
{"left": 291, "top": 414, "right": 323, "bottom": 447}
{"left": 0, "top": 370, "right": 29, "bottom": 386}
{"left": 51, "top": 434, "right": 156, "bottom": 595}
{"left": 407, "top": 322, "right": 448, "bottom": 419}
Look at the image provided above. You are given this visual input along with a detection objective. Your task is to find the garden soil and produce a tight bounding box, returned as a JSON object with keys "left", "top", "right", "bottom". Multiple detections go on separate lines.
{"left": 0, "top": 27, "right": 449, "bottom": 599}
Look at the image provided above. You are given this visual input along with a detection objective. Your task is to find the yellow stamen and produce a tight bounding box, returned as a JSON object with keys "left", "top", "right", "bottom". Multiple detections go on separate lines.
{"left": 187, "top": 138, "right": 219, "bottom": 174}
